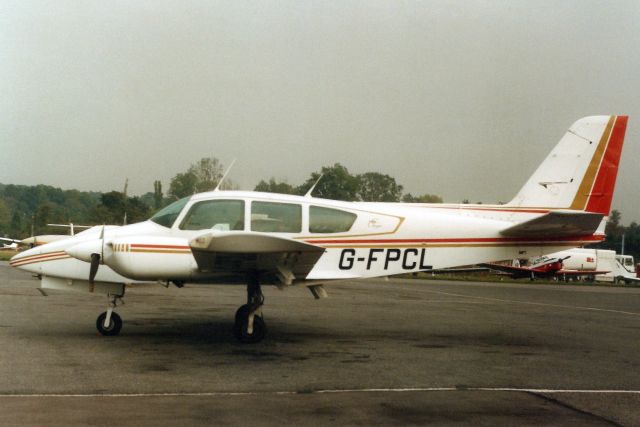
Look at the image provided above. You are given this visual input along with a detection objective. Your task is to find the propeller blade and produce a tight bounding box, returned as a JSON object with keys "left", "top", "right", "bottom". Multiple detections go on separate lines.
{"left": 89, "top": 253, "right": 100, "bottom": 284}
{"left": 89, "top": 225, "right": 106, "bottom": 283}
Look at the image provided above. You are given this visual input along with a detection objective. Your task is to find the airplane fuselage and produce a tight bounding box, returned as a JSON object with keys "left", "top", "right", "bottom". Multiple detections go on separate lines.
{"left": 10, "top": 191, "right": 601, "bottom": 286}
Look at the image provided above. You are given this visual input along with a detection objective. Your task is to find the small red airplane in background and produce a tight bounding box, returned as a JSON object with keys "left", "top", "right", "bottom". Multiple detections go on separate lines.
{"left": 482, "top": 256, "right": 609, "bottom": 280}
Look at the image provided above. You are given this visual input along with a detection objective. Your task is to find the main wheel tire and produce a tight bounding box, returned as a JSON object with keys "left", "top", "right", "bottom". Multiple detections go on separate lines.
{"left": 96, "top": 311, "right": 122, "bottom": 336}
{"left": 237, "top": 315, "right": 267, "bottom": 344}
{"left": 234, "top": 304, "right": 250, "bottom": 326}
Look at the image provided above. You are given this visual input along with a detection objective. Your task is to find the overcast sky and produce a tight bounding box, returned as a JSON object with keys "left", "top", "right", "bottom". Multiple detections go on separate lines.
{"left": 1, "top": 1, "right": 639, "bottom": 221}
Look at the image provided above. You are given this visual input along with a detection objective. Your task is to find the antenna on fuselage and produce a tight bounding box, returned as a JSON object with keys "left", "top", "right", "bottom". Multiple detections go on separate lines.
{"left": 214, "top": 158, "right": 236, "bottom": 192}
{"left": 304, "top": 174, "right": 324, "bottom": 198}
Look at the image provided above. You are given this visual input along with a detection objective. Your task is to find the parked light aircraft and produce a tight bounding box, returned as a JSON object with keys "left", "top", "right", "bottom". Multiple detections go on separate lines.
{"left": 10, "top": 116, "right": 628, "bottom": 343}
{"left": 16, "top": 223, "right": 93, "bottom": 248}
{"left": 0, "top": 237, "right": 21, "bottom": 250}
{"left": 481, "top": 256, "right": 610, "bottom": 280}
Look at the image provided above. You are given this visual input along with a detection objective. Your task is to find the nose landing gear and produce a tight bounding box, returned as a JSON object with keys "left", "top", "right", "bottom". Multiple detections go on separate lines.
{"left": 97, "top": 293, "right": 124, "bottom": 336}
{"left": 233, "top": 274, "right": 267, "bottom": 343}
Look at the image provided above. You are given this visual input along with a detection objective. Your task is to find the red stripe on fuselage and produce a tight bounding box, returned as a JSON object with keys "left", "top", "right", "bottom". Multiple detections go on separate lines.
{"left": 427, "top": 207, "right": 551, "bottom": 214}
{"left": 10, "top": 252, "right": 70, "bottom": 267}
{"left": 305, "top": 235, "right": 602, "bottom": 245}
{"left": 9, "top": 251, "right": 67, "bottom": 265}
{"left": 129, "top": 244, "right": 190, "bottom": 250}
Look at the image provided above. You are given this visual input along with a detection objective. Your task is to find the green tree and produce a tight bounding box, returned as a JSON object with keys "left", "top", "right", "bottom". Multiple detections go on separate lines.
{"left": 34, "top": 204, "right": 52, "bottom": 233}
{"left": 0, "top": 199, "right": 9, "bottom": 235}
{"left": 254, "top": 178, "right": 297, "bottom": 195}
{"left": 89, "top": 191, "right": 150, "bottom": 225}
{"left": 168, "top": 157, "right": 233, "bottom": 199}
{"left": 9, "top": 212, "right": 22, "bottom": 237}
{"left": 169, "top": 172, "right": 199, "bottom": 199}
{"left": 606, "top": 209, "right": 623, "bottom": 237}
{"left": 356, "top": 172, "right": 403, "bottom": 202}
{"left": 298, "top": 163, "right": 359, "bottom": 201}
{"left": 153, "top": 180, "right": 163, "bottom": 209}
{"left": 125, "top": 197, "right": 152, "bottom": 224}
{"left": 91, "top": 191, "right": 126, "bottom": 224}
{"left": 190, "top": 157, "right": 225, "bottom": 193}
{"left": 402, "top": 193, "right": 443, "bottom": 203}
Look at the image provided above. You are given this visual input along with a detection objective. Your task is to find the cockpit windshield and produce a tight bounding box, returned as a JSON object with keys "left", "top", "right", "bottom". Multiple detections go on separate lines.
{"left": 150, "top": 197, "right": 189, "bottom": 228}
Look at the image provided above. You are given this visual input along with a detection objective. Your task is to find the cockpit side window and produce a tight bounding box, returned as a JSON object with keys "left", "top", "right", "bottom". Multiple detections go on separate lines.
{"left": 251, "top": 202, "right": 301, "bottom": 233}
{"left": 180, "top": 200, "right": 245, "bottom": 231}
{"left": 309, "top": 206, "right": 357, "bottom": 233}
{"left": 150, "top": 197, "right": 190, "bottom": 228}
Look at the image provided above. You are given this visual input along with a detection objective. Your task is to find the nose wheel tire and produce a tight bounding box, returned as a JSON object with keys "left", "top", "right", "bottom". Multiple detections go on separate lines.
{"left": 232, "top": 274, "right": 267, "bottom": 343}
{"left": 233, "top": 312, "right": 266, "bottom": 344}
{"left": 96, "top": 311, "right": 122, "bottom": 336}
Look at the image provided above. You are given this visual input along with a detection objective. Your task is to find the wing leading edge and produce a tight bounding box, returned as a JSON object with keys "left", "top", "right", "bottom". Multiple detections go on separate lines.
{"left": 189, "top": 232, "right": 325, "bottom": 285}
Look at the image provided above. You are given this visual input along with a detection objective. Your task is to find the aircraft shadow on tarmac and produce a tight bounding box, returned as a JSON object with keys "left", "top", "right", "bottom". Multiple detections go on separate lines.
{"left": 16, "top": 313, "right": 548, "bottom": 358}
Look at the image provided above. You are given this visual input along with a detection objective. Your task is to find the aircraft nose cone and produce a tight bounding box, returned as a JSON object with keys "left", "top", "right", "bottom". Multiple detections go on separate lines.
{"left": 65, "top": 240, "right": 103, "bottom": 263}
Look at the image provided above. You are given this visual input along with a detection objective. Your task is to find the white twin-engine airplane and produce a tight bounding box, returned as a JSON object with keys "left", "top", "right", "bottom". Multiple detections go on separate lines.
{"left": 10, "top": 116, "right": 628, "bottom": 343}
{"left": 0, "top": 237, "right": 22, "bottom": 250}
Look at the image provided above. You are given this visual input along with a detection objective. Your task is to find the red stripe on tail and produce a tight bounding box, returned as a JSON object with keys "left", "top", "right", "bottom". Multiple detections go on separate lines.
{"left": 585, "top": 115, "right": 628, "bottom": 215}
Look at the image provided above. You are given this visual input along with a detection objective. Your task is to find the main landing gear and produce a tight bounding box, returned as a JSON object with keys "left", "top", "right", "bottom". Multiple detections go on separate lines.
{"left": 96, "top": 293, "right": 124, "bottom": 336}
{"left": 233, "top": 274, "right": 267, "bottom": 343}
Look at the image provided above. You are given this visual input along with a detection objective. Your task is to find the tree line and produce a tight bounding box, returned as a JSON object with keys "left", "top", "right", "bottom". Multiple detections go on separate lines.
{"left": 0, "top": 157, "right": 441, "bottom": 239}
{"left": 589, "top": 210, "right": 640, "bottom": 263}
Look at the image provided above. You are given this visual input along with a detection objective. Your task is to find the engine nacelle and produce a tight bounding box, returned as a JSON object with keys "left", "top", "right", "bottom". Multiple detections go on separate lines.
{"left": 103, "top": 236, "right": 198, "bottom": 281}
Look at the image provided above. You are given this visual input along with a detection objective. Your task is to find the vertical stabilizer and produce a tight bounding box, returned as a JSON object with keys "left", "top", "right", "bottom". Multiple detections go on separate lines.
{"left": 508, "top": 115, "right": 627, "bottom": 215}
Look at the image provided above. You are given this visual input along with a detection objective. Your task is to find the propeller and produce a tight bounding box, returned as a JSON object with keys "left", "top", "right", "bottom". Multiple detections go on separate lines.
{"left": 89, "top": 253, "right": 101, "bottom": 284}
{"left": 89, "top": 226, "right": 106, "bottom": 284}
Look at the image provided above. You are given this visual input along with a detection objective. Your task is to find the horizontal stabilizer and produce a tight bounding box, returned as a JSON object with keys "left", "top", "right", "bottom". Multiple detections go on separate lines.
{"left": 500, "top": 211, "right": 604, "bottom": 238}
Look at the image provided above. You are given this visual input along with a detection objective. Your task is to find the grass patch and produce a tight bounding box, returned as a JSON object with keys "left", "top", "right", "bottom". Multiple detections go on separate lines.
{"left": 0, "top": 251, "right": 17, "bottom": 261}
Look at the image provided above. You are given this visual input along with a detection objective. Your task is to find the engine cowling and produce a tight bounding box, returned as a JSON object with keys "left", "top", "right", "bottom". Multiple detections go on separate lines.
{"left": 104, "top": 236, "right": 198, "bottom": 281}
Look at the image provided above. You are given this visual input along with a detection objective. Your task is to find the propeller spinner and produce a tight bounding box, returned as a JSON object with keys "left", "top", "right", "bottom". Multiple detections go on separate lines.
{"left": 65, "top": 226, "right": 107, "bottom": 283}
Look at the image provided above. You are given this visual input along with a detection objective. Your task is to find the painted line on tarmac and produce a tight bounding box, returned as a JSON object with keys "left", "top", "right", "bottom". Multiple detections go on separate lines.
{"left": 1, "top": 387, "right": 640, "bottom": 398}
{"left": 421, "top": 289, "right": 640, "bottom": 317}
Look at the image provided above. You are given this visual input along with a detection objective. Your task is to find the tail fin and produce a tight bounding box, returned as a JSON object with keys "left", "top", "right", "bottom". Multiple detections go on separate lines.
{"left": 508, "top": 115, "right": 628, "bottom": 215}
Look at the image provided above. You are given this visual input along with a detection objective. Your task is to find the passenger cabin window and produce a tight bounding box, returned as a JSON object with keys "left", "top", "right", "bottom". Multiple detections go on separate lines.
{"left": 180, "top": 200, "right": 245, "bottom": 231}
{"left": 309, "top": 206, "right": 357, "bottom": 233}
{"left": 251, "top": 202, "right": 301, "bottom": 233}
{"left": 150, "top": 197, "right": 189, "bottom": 228}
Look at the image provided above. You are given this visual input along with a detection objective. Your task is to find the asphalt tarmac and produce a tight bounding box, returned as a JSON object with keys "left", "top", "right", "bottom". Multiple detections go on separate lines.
{"left": 0, "top": 261, "right": 638, "bottom": 426}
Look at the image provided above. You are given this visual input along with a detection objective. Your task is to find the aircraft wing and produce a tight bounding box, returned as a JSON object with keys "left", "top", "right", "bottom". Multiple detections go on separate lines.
{"left": 480, "top": 263, "right": 534, "bottom": 278}
{"left": 189, "top": 232, "right": 325, "bottom": 285}
{"left": 500, "top": 211, "right": 604, "bottom": 237}
{"left": 0, "top": 237, "right": 21, "bottom": 244}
